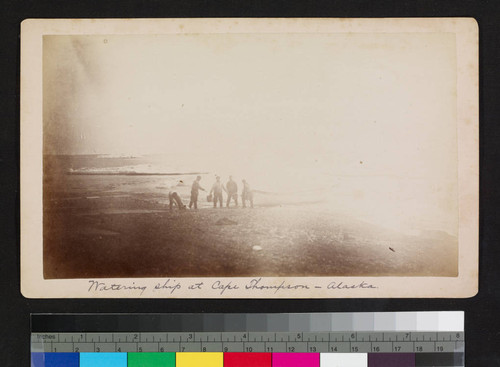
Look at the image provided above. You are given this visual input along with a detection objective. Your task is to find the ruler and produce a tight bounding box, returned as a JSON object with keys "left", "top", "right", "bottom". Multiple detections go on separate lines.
{"left": 32, "top": 331, "right": 465, "bottom": 354}
{"left": 31, "top": 312, "right": 465, "bottom": 366}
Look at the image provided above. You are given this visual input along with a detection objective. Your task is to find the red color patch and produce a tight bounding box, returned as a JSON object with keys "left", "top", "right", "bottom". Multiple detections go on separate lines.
{"left": 224, "top": 353, "right": 272, "bottom": 367}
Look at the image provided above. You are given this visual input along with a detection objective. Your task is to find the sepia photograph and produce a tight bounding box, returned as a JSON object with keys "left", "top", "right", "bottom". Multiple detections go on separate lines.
{"left": 21, "top": 18, "right": 478, "bottom": 298}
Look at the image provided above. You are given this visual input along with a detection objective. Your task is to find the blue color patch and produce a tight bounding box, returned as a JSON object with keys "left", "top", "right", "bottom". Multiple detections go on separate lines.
{"left": 31, "top": 353, "right": 79, "bottom": 367}
{"left": 80, "top": 352, "right": 127, "bottom": 367}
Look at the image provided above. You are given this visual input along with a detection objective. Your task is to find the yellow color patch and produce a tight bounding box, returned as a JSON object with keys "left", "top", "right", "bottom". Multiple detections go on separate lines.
{"left": 176, "top": 352, "right": 223, "bottom": 367}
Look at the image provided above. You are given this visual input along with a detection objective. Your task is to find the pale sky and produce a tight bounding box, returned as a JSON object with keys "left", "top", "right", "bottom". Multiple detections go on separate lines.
{"left": 43, "top": 32, "right": 457, "bottom": 181}
{"left": 43, "top": 32, "right": 459, "bottom": 234}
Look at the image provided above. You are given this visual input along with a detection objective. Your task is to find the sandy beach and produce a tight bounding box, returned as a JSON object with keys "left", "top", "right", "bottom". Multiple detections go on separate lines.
{"left": 43, "top": 186, "right": 458, "bottom": 279}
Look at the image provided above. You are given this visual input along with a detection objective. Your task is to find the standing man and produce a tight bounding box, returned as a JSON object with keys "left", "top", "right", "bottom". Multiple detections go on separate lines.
{"left": 210, "top": 176, "right": 226, "bottom": 208}
{"left": 226, "top": 176, "right": 238, "bottom": 208}
{"left": 241, "top": 179, "right": 254, "bottom": 208}
{"left": 189, "top": 175, "right": 205, "bottom": 209}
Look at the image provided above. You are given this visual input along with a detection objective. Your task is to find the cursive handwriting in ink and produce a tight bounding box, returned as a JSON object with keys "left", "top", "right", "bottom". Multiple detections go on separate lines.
{"left": 154, "top": 279, "right": 182, "bottom": 294}
{"left": 188, "top": 282, "right": 204, "bottom": 290}
{"left": 245, "top": 278, "right": 310, "bottom": 294}
{"left": 211, "top": 280, "right": 239, "bottom": 295}
{"left": 88, "top": 280, "right": 147, "bottom": 295}
{"left": 327, "top": 281, "right": 378, "bottom": 290}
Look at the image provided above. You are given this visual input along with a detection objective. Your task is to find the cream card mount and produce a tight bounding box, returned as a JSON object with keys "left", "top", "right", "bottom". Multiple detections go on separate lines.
{"left": 20, "top": 18, "right": 478, "bottom": 298}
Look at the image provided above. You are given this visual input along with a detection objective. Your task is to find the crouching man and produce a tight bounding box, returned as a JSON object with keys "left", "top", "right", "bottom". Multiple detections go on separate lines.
{"left": 169, "top": 191, "right": 186, "bottom": 210}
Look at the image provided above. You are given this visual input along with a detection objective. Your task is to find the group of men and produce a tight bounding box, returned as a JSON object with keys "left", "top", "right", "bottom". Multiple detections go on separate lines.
{"left": 189, "top": 175, "right": 254, "bottom": 209}
{"left": 170, "top": 175, "right": 254, "bottom": 210}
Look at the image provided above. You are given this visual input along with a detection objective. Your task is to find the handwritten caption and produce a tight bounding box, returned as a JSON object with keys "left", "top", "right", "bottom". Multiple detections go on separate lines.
{"left": 87, "top": 278, "right": 377, "bottom": 296}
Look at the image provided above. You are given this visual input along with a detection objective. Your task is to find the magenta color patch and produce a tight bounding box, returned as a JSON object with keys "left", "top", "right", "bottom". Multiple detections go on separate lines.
{"left": 272, "top": 353, "right": 320, "bottom": 367}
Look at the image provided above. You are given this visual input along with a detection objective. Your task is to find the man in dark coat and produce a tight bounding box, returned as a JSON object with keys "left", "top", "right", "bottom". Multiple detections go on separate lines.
{"left": 226, "top": 176, "right": 238, "bottom": 207}
{"left": 189, "top": 176, "right": 205, "bottom": 209}
{"left": 210, "top": 176, "right": 226, "bottom": 208}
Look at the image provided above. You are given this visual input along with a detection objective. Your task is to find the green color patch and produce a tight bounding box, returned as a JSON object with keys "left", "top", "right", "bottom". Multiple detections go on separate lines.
{"left": 128, "top": 353, "right": 176, "bottom": 367}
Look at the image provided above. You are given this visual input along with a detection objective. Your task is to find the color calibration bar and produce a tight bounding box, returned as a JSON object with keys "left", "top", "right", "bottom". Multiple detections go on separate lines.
{"left": 31, "top": 351, "right": 464, "bottom": 367}
{"left": 31, "top": 312, "right": 465, "bottom": 367}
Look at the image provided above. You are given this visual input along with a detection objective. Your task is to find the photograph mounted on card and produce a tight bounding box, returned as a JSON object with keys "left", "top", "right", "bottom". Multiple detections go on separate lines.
{"left": 20, "top": 18, "right": 478, "bottom": 298}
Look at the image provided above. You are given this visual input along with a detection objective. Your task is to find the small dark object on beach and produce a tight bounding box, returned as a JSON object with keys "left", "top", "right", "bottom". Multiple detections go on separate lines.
{"left": 216, "top": 217, "right": 238, "bottom": 225}
{"left": 389, "top": 247, "right": 396, "bottom": 252}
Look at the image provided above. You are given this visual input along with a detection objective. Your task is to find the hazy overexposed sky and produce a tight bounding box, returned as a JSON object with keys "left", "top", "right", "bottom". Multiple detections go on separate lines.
{"left": 44, "top": 33, "right": 457, "bottom": 179}
{"left": 43, "top": 32, "right": 459, "bottom": 234}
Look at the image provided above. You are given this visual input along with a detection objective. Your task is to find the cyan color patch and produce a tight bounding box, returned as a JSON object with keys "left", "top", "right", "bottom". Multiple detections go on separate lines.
{"left": 80, "top": 352, "right": 127, "bottom": 367}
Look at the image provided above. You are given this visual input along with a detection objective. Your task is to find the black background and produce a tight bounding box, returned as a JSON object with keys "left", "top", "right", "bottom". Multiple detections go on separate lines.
{"left": 1, "top": 1, "right": 499, "bottom": 366}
